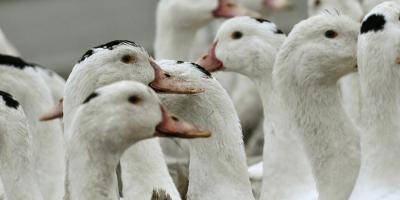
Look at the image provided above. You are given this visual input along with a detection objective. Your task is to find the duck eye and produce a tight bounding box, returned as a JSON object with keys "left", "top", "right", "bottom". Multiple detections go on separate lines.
{"left": 128, "top": 95, "right": 141, "bottom": 104}
{"left": 324, "top": 30, "right": 338, "bottom": 38}
{"left": 121, "top": 54, "right": 136, "bottom": 64}
{"left": 315, "top": 0, "right": 321, "bottom": 6}
{"left": 231, "top": 31, "right": 243, "bottom": 40}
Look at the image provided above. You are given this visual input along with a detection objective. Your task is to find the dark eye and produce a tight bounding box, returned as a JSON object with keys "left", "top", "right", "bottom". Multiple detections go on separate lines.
{"left": 324, "top": 30, "right": 338, "bottom": 38}
{"left": 121, "top": 54, "right": 136, "bottom": 64}
{"left": 315, "top": 0, "right": 321, "bottom": 6}
{"left": 231, "top": 31, "right": 243, "bottom": 40}
{"left": 128, "top": 95, "right": 141, "bottom": 104}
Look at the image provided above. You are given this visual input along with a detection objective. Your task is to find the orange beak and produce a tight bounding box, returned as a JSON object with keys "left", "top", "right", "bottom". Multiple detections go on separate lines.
{"left": 155, "top": 106, "right": 211, "bottom": 139}
{"left": 196, "top": 42, "right": 224, "bottom": 73}
{"left": 148, "top": 59, "right": 205, "bottom": 94}
{"left": 39, "top": 98, "right": 64, "bottom": 121}
{"left": 213, "top": 0, "right": 261, "bottom": 18}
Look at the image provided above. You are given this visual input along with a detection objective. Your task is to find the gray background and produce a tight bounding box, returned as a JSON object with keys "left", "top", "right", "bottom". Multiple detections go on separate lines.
{"left": 0, "top": 0, "right": 307, "bottom": 77}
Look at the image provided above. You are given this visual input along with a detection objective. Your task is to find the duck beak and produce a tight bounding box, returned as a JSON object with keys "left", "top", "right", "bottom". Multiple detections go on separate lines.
{"left": 213, "top": 0, "right": 261, "bottom": 18}
{"left": 196, "top": 42, "right": 224, "bottom": 73}
{"left": 264, "top": 0, "right": 292, "bottom": 10}
{"left": 155, "top": 106, "right": 211, "bottom": 139}
{"left": 39, "top": 98, "right": 64, "bottom": 121}
{"left": 148, "top": 59, "right": 205, "bottom": 94}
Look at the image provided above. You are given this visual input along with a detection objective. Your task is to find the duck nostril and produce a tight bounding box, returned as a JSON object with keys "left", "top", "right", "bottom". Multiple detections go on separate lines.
{"left": 171, "top": 116, "right": 179, "bottom": 121}
{"left": 202, "top": 55, "right": 208, "bottom": 60}
{"left": 164, "top": 73, "right": 172, "bottom": 78}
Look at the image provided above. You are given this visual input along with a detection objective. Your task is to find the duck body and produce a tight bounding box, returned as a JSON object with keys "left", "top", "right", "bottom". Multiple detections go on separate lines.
{"left": 0, "top": 55, "right": 65, "bottom": 200}
{"left": 351, "top": 2, "right": 400, "bottom": 199}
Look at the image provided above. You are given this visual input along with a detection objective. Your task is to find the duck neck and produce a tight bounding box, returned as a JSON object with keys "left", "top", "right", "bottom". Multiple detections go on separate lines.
{"left": 252, "top": 71, "right": 273, "bottom": 115}
{"left": 64, "top": 66, "right": 100, "bottom": 136}
{"left": 278, "top": 79, "right": 360, "bottom": 200}
{"left": 66, "top": 132, "right": 120, "bottom": 200}
{"left": 155, "top": 23, "right": 198, "bottom": 60}
{"left": 164, "top": 84, "right": 254, "bottom": 200}
{"left": 120, "top": 139, "right": 181, "bottom": 200}
{"left": 0, "top": 113, "right": 43, "bottom": 200}
{"left": 0, "top": 68, "right": 65, "bottom": 200}
{"left": 353, "top": 42, "right": 400, "bottom": 195}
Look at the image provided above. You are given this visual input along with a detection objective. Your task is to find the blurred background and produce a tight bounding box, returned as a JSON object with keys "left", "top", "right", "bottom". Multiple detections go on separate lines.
{"left": 0, "top": 0, "right": 307, "bottom": 77}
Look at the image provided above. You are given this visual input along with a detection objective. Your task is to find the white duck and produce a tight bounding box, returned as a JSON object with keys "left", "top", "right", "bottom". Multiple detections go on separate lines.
{"left": 61, "top": 40, "right": 203, "bottom": 200}
{"left": 0, "top": 91, "right": 43, "bottom": 200}
{"left": 351, "top": 2, "right": 400, "bottom": 199}
{"left": 0, "top": 54, "right": 65, "bottom": 200}
{"left": 64, "top": 80, "right": 209, "bottom": 200}
{"left": 196, "top": 16, "right": 316, "bottom": 200}
{"left": 270, "top": 14, "right": 361, "bottom": 200}
{"left": 155, "top": 0, "right": 263, "bottom": 146}
{"left": 156, "top": 60, "right": 255, "bottom": 200}
{"left": 308, "top": 0, "right": 364, "bottom": 128}
{"left": 155, "top": 0, "right": 254, "bottom": 60}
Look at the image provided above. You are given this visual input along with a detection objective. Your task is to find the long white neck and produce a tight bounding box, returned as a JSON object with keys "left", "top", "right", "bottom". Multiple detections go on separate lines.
{"left": 0, "top": 108, "right": 43, "bottom": 200}
{"left": 64, "top": 67, "right": 98, "bottom": 136}
{"left": 252, "top": 71, "right": 272, "bottom": 112}
{"left": 276, "top": 76, "right": 360, "bottom": 200}
{"left": 65, "top": 137, "right": 120, "bottom": 200}
{"left": 154, "top": 23, "right": 199, "bottom": 61}
{"left": 254, "top": 71, "right": 317, "bottom": 200}
{"left": 351, "top": 36, "right": 400, "bottom": 199}
{"left": 0, "top": 68, "right": 65, "bottom": 200}
{"left": 121, "top": 139, "right": 181, "bottom": 200}
{"left": 162, "top": 82, "right": 254, "bottom": 200}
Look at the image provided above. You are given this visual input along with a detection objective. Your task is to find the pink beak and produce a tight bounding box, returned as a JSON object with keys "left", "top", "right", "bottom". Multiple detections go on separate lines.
{"left": 148, "top": 59, "right": 205, "bottom": 94}
{"left": 196, "top": 42, "right": 224, "bottom": 73}
{"left": 213, "top": 0, "right": 261, "bottom": 18}
{"left": 39, "top": 98, "right": 64, "bottom": 121}
{"left": 155, "top": 106, "right": 211, "bottom": 139}
{"left": 264, "top": 0, "right": 291, "bottom": 10}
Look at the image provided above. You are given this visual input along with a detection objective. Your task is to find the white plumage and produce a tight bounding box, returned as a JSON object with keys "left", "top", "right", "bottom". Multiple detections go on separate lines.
{"left": 0, "top": 1, "right": 400, "bottom": 200}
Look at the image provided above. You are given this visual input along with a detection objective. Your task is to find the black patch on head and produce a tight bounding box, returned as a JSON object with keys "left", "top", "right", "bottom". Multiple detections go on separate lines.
{"left": 83, "top": 92, "right": 99, "bottom": 104}
{"left": 177, "top": 60, "right": 184, "bottom": 64}
{"left": 253, "top": 18, "right": 271, "bottom": 23}
{"left": 0, "top": 91, "right": 19, "bottom": 109}
{"left": 0, "top": 54, "right": 34, "bottom": 69}
{"left": 361, "top": 14, "right": 386, "bottom": 34}
{"left": 191, "top": 62, "right": 212, "bottom": 78}
{"left": 275, "top": 29, "right": 284, "bottom": 34}
{"left": 78, "top": 40, "right": 142, "bottom": 63}
{"left": 252, "top": 18, "right": 284, "bottom": 35}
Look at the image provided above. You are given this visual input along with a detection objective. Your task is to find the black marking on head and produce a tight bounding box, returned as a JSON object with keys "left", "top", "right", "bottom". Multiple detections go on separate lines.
{"left": 253, "top": 18, "right": 271, "bottom": 23}
{"left": 191, "top": 62, "right": 212, "bottom": 78}
{"left": 78, "top": 40, "right": 142, "bottom": 63}
{"left": 177, "top": 60, "right": 184, "bottom": 64}
{"left": 83, "top": 92, "right": 99, "bottom": 104}
{"left": 0, "top": 91, "right": 19, "bottom": 109}
{"left": 0, "top": 54, "right": 35, "bottom": 69}
{"left": 275, "top": 29, "right": 284, "bottom": 34}
{"left": 361, "top": 14, "right": 386, "bottom": 34}
{"left": 252, "top": 18, "right": 284, "bottom": 35}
